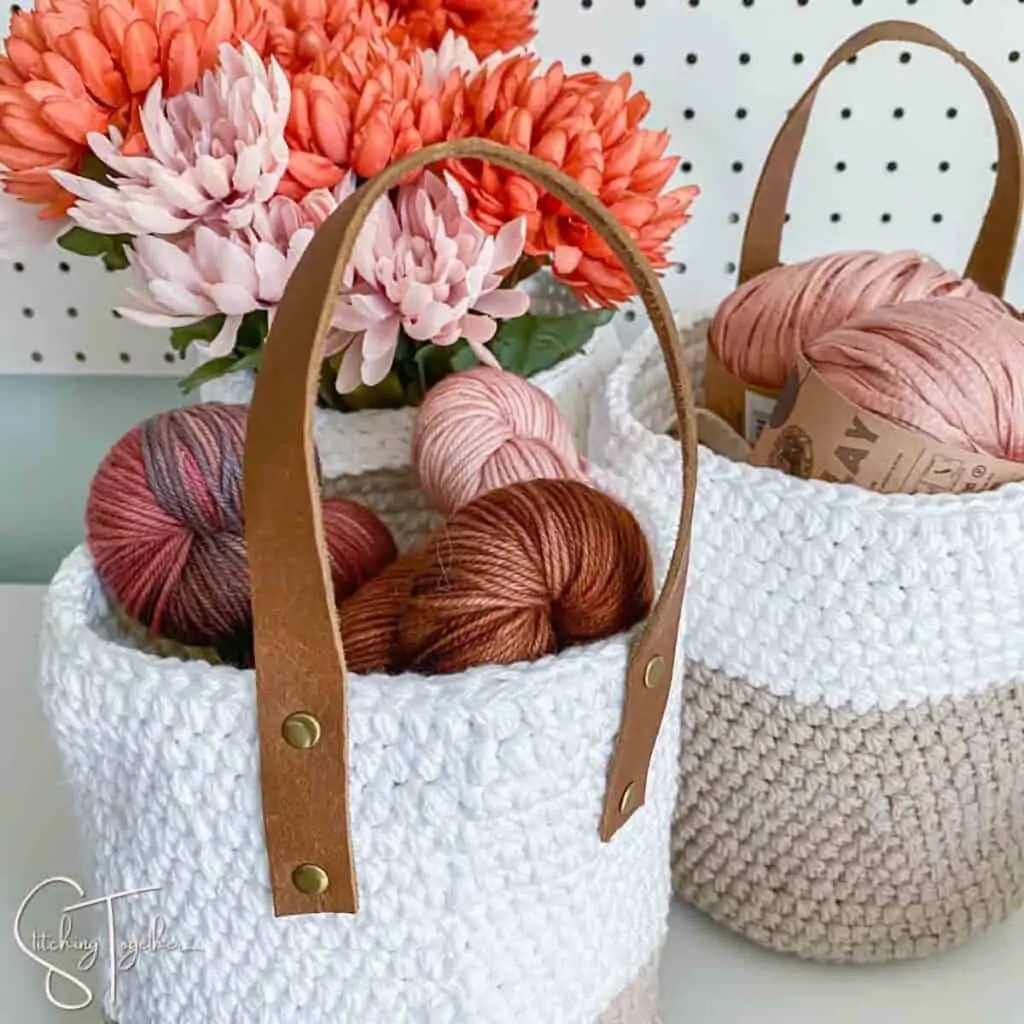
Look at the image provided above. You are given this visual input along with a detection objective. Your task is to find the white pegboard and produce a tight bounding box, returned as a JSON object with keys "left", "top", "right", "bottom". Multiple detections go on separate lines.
{"left": 1, "top": 0, "right": 1023, "bottom": 372}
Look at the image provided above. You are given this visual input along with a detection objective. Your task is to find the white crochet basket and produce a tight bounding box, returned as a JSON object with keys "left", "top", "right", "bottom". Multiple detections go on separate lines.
{"left": 199, "top": 271, "right": 622, "bottom": 543}
{"left": 592, "top": 313, "right": 1024, "bottom": 964}
{"left": 37, "top": 141, "right": 699, "bottom": 1024}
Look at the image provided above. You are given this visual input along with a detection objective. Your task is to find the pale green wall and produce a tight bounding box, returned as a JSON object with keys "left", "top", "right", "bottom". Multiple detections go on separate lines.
{"left": 0, "top": 376, "right": 186, "bottom": 583}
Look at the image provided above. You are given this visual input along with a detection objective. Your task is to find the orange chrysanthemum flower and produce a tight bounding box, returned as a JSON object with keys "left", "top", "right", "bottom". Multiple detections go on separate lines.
{"left": 446, "top": 55, "right": 698, "bottom": 306}
{"left": 387, "top": 0, "right": 536, "bottom": 59}
{"left": 0, "top": 0, "right": 272, "bottom": 217}
{"left": 283, "top": 35, "right": 466, "bottom": 195}
{"left": 265, "top": 0, "right": 394, "bottom": 73}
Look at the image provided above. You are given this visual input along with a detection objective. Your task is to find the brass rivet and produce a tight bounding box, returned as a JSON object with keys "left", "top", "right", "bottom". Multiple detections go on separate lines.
{"left": 292, "top": 864, "right": 329, "bottom": 896}
{"left": 282, "top": 712, "right": 321, "bottom": 750}
{"left": 644, "top": 655, "right": 666, "bottom": 689}
{"left": 620, "top": 782, "right": 636, "bottom": 816}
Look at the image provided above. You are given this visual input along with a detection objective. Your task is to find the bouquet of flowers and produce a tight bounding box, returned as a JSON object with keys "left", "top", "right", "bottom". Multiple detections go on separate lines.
{"left": 0, "top": 0, "right": 697, "bottom": 410}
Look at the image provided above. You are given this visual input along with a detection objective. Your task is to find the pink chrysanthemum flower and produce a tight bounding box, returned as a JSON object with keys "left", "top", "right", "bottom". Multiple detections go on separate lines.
{"left": 329, "top": 170, "right": 529, "bottom": 391}
{"left": 118, "top": 178, "right": 353, "bottom": 354}
{"left": 52, "top": 41, "right": 289, "bottom": 234}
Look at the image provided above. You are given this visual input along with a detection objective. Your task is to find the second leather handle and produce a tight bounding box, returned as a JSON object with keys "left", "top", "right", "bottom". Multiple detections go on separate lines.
{"left": 739, "top": 19, "right": 1024, "bottom": 295}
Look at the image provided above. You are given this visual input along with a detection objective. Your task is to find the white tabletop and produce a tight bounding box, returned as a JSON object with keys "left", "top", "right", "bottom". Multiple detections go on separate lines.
{"left": 2, "top": 584, "right": 1023, "bottom": 1024}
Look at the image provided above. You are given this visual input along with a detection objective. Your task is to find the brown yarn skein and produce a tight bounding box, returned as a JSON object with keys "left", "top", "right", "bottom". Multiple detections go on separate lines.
{"left": 338, "top": 479, "right": 654, "bottom": 676}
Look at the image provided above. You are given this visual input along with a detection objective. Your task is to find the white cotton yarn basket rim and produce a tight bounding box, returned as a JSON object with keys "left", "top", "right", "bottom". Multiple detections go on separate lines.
{"left": 611, "top": 316, "right": 1024, "bottom": 517}
{"left": 51, "top": 545, "right": 638, "bottom": 708}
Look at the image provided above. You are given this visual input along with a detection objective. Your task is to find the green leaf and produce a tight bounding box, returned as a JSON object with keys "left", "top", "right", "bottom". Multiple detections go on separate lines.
{"left": 101, "top": 245, "right": 130, "bottom": 271}
{"left": 455, "top": 308, "right": 615, "bottom": 379}
{"left": 169, "top": 315, "right": 227, "bottom": 354}
{"left": 232, "top": 346, "right": 263, "bottom": 373}
{"left": 57, "top": 227, "right": 115, "bottom": 258}
{"left": 337, "top": 372, "right": 408, "bottom": 411}
{"left": 235, "top": 309, "right": 269, "bottom": 352}
{"left": 177, "top": 355, "right": 241, "bottom": 393}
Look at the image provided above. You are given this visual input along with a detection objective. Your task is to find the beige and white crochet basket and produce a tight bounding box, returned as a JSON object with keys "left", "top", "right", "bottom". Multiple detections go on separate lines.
{"left": 38, "top": 140, "right": 699, "bottom": 1024}
{"left": 591, "top": 20, "right": 1024, "bottom": 965}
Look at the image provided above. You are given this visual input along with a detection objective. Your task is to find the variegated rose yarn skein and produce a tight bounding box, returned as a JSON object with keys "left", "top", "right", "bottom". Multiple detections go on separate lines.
{"left": 339, "top": 479, "right": 653, "bottom": 675}
{"left": 805, "top": 296, "right": 1024, "bottom": 459}
{"left": 711, "top": 250, "right": 1006, "bottom": 389}
{"left": 413, "top": 365, "right": 588, "bottom": 513}
{"left": 86, "top": 403, "right": 397, "bottom": 661}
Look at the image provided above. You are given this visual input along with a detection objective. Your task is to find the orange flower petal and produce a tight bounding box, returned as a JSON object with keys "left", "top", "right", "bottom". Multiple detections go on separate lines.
{"left": 164, "top": 28, "right": 200, "bottom": 96}
{"left": 121, "top": 19, "right": 161, "bottom": 94}
{"left": 59, "top": 28, "right": 126, "bottom": 106}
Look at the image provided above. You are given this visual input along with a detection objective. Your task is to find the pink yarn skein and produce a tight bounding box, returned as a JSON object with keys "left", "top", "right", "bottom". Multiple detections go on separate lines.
{"left": 413, "top": 366, "right": 588, "bottom": 514}
{"left": 806, "top": 296, "right": 1024, "bottom": 460}
{"left": 710, "top": 250, "right": 1006, "bottom": 390}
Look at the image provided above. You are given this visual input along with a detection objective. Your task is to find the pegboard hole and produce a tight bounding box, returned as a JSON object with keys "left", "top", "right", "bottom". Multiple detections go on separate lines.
{"left": 835, "top": 161, "right": 847, "bottom": 172}
{"left": 676, "top": 263, "right": 687, "bottom": 274}
{"left": 683, "top": 107, "right": 695, "bottom": 120}
{"left": 932, "top": 213, "right": 944, "bottom": 223}
{"left": 1011, "top": 51, "right": 1021, "bottom": 63}
{"left": 75, "top": 351, "right": 86, "bottom": 363}
{"left": 58, "top": 261, "right": 70, "bottom": 272}
{"left": 736, "top": 107, "right": 747, "bottom": 119}
{"left": 731, "top": 161, "right": 743, "bottom": 173}
{"left": 624, "top": 309, "right": 638, "bottom": 322}
{"left": 581, "top": 54, "right": 592, "bottom": 66}
{"left": 829, "top": 213, "right": 841, "bottom": 224}
{"left": 881, "top": 213, "right": 893, "bottom": 223}
{"left": 728, "top": 212, "right": 740, "bottom": 224}
{"left": 686, "top": 53, "right": 698, "bottom": 65}
{"left": 66, "top": 307, "right": 78, "bottom": 318}
{"left": 30, "top": 351, "right": 42, "bottom": 362}
{"left": 22, "top": 307, "right": 34, "bottom": 318}
{"left": 13, "top": 261, "right": 24, "bottom": 272}
{"left": 164, "top": 352, "right": 176, "bottom": 364}
{"left": 738, "top": 52, "right": 750, "bottom": 65}
{"left": 939, "top": 160, "right": 951, "bottom": 172}
{"left": 893, "top": 107, "right": 905, "bottom": 119}
{"left": 725, "top": 261, "right": 737, "bottom": 275}
{"left": 119, "top": 352, "right": 131, "bottom": 364}
{"left": 634, "top": 0, "right": 646, "bottom": 6}
{"left": 112, "top": 309, "right": 123, "bottom": 319}
{"left": 793, "top": 53, "right": 804, "bottom": 65}
{"left": 992, "top": 161, "right": 999, "bottom": 172}
{"left": 946, "top": 107, "right": 958, "bottom": 119}
{"left": 681, "top": 160, "right": 693, "bottom": 173}
{"left": 900, "top": 52, "right": 912, "bottom": 63}
{"left": 632, "top": 54, "right": 645, "bottom": 66}
{"left": 886, "top": 161, "right": 898, "bottom": 172}
{"left": 841, "top": 107, "right": 852, "bottom": 119}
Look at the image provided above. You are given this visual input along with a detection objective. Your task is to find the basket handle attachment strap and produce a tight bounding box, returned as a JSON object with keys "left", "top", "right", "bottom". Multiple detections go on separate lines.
{"left": 739, "top": 19, "right": 1024, "bottom": 295}
{"left": 242, "top": 138, "right": 700, "bottom": 917}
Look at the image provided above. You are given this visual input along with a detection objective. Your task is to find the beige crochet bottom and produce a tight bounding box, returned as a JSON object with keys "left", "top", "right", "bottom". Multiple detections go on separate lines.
{"left": 673, "top": 662, "right": 1024, "bottom": 963}
{"left": 104, "top": 956, "right": 660, "bottom": 1024}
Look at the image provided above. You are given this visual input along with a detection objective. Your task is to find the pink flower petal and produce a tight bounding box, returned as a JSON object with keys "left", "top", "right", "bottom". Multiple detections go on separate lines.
{"left": 362, "top": 315, "right": 401, "bottom": 361}
{"left": 335, "top": 338, "right": 365, "bottom": 392}
{"left": 491, "top": 217, "right": 527, "bottom": 272}
{"left": 460, "top": 313, "right": 498, "bottom": 345}
{"left": 472, "top": 288, "right": 531, "bottom": 319}
{"left": 206, "top": 281, "right": 259, "bottom": 315}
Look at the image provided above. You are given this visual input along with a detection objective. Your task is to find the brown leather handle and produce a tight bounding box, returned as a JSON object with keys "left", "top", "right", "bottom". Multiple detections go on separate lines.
{"left": 243, "top": 139, "right": 699, "bottom": 916}
{"left": 739, "top": 20, "right": 1024, "bottom": 295}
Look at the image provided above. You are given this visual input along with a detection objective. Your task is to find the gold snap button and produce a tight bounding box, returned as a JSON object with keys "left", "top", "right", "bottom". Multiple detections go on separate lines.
{"left": 292, "top": 864, "right": 329, "bottom": 896}
{"left": 282, "top": 712, "right": 321, "bottom": 749}
{"left": 619, "top": 782, "right": 636, "bottom": 816}
{"left": 643, "top": 655, "right": 666, "bottom": 689}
